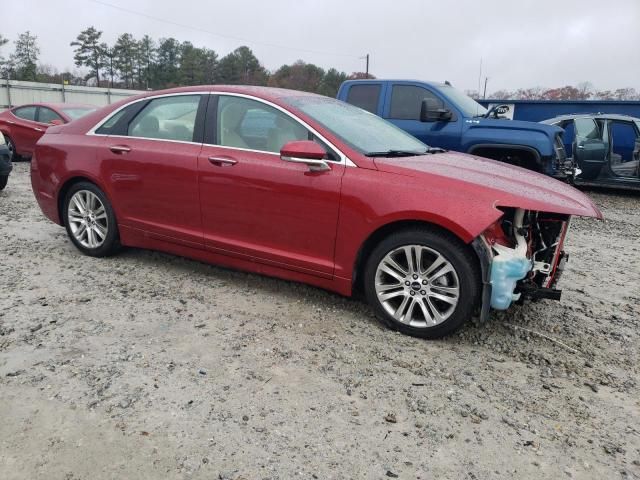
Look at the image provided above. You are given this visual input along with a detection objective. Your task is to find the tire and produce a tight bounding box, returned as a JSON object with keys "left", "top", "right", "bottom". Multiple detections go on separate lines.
{"left": 63, "top": 182, "right": 120, "bottom": 257}
{"left": 0, "top": 175, "right": 7, "bottom": 190}
{"left": 3, "top": 135, "right": 19, "bottom": 162}
{"left": 363, "top": 227, "right": 480, "bottom": 339}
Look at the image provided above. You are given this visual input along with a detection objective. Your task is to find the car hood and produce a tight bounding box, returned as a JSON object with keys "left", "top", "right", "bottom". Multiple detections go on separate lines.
{"left": 374, "top": 152, "right": 603, "bottom": 219}
{"left": 471, "top": 117, "right": 563, "bottom": 135}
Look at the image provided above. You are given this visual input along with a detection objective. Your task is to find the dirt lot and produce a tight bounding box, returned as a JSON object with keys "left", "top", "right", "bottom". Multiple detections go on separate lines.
{"left": 1, "top": 162, "right": 639, "bottom": 480}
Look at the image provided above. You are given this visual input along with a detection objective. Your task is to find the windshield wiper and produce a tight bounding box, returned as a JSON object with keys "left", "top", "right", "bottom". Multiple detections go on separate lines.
{"left": 364, "top": 149, "right": 427, "bottom": 158}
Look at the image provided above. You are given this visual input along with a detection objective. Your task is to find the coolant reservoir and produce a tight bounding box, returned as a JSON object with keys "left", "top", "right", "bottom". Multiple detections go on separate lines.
{"left": 490, "top": 244, "right": 532, "bottom": 310}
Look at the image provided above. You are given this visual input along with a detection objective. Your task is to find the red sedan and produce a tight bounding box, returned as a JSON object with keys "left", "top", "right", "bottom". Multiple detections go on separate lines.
{"left": 0, "top": 102, "right": 97, "bottom": 160}
{"left": 31, "top": 86, "right": 602, "bottom": 338}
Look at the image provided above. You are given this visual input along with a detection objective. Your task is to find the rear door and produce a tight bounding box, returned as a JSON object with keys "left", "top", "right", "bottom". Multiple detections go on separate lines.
{"left": 8, "top": 106, "right": 42, "bottom": 156}
{"left": 573, "top": 117, "right": 607, "bottom": 180}
{"left": 383, "top": 83, "right": 462, "bottom": 150}
{"left": 96, "top": 94, "right": 206, "bottom": 246}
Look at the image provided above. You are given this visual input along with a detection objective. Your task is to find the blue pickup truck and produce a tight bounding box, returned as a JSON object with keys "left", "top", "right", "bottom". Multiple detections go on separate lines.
{"left": 337, "top": 80, "right": 575, "bottom": 178}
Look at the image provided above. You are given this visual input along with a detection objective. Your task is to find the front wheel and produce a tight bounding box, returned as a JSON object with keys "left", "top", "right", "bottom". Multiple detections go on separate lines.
{"left": 3, "top": 135, "right": 18, "bottom": 162}
{"left": 364, "top": 228, "right": 480, "bottom": 339}
{"left": 63, "top": 182, "right": 120, "bottom": 257}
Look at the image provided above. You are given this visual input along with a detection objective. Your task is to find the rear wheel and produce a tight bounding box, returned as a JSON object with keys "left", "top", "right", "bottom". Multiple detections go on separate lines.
{"left": 364, "top": 228, "right": 480, "bottom": 339}
{"left": 0, "top": 175, "right": 7, "bottom": 190}
{"left": 63, "top": 182, "right": 120, "bottom": 257}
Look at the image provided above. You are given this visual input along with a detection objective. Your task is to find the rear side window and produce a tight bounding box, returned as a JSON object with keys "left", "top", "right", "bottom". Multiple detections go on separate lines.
{"left": 38, "top": 107, "right": 63, "bottom": 124}
{"left": 12, "top": 106, "right": 37, "bottom": 121}
{"left": 128, "top": 95, "right": 201, "bottom": 142}
{"left": 346, "top": 84, "right": 380, "bottom": 114}
{"left": 390, "top": 85, "right": 444, "bottom": 120}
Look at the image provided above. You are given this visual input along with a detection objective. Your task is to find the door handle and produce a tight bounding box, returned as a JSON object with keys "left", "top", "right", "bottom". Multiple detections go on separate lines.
{"left": 109, "top": 145, "right": 131, "bottom": 154}
{"left": 6, "top": 120, "right": 15, "bottom": 125}
{"left": 34, "top": 127, "right": 44, "bottom": 132}
{"left": 208, "top": 156, "right": 237, "bottom": 167}
{"left": 577, "top": 145, "right": 585, "bottom": 150}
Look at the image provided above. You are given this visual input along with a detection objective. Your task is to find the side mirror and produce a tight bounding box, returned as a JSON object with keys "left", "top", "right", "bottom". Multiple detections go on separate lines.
{"left": 420, "top": 99, "right": 453, "bottom": 122}
{"left": 280, "top": 140, "right": 330, "bottom": 172}
{"left": 49, "top": 119, "right": 64, "bottom": 126}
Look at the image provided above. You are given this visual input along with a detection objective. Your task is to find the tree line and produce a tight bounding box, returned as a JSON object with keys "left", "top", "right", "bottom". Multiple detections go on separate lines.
{"left": 467, "top": 82, "right": 640, "bottom": 101}
{"left": 1, "top": 29, "right": 639, "bottom": 101}
{"left": 0, "top": 28, "right": 372, "bottom": 98}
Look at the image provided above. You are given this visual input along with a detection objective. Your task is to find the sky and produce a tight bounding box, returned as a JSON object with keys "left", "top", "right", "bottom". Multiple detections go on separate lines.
{"left": 2, "top": 0, "right": 640, "bottom": 94}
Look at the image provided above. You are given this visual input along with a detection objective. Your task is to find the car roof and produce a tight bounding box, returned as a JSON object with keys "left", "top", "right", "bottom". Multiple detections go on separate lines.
{"left": 341, "top": 79, "right": 449, "bottom": 88}
{"left": 543, "top": 113, "right": 640, "bottom": 123}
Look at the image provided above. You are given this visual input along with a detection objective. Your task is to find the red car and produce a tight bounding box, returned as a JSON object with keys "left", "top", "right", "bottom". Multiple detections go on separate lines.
{"left": 31, "top": 86, "right": 602, "bottom": 338}
{"left": 0, "top": 102, "right": 97, "bottom": 160}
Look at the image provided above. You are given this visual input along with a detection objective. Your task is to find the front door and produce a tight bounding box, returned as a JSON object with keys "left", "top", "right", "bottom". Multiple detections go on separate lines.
{"left": 198, "top": 94, "right": 344, "bottom": 276}
{"left": 573, "top": 117, "right": 607, "bottom": 180}
{"left": 98, "top": 94, "right": 206, "bottom": 246}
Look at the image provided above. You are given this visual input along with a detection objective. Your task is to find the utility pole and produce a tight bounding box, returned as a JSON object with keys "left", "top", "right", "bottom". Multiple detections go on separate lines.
{"left": 483, "top": 77, "right": 489, "bottom": 99}
{"left": 365, "top": 54, "right": 369, "bottom": 77}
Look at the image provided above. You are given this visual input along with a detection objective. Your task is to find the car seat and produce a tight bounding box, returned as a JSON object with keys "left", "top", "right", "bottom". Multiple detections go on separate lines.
{"left": 266, "top": 115, "right": 307, "bottom": 153}
{"left": 132, "top": 115, "right": 160, "bottom": 139}
{"left": 220, "top": 103, "right": 249, "bottom": 149}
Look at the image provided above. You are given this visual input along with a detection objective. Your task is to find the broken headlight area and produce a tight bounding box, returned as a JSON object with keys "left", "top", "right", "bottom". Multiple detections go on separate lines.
{"left": 481, "top": 208, "right": 570, "bottom": 310}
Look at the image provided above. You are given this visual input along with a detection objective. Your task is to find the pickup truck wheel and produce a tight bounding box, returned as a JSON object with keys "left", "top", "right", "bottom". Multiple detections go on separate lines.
{"left": 0, "top": 175, "right": 7, "bottom": 190}
{"left": 63, "top": 182, "right": 120, "bottom": 257}
{"left": 364, "top": 228, "right": 480, "bottom": 339}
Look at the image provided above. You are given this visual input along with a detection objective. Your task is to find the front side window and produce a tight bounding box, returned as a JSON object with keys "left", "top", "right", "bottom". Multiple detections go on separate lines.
{"left": 13, "top": 106, "right": 37, "bottom": 121}
{"left": 216, "top": 96, "right": 309, "bottom": 153}
{"left": 390, "top": 85, "right": 444, "bottom": 120}
{"left": 575, "top": 118, "right": 601, "bottom": 140}
{"left": 345, "top": 84, "right": 381, "bottom": 114}
{"left": 38, "top": 107, "right": 63, "bottom": 124}
{"left": 61, "top": 107, "right": 96, "bottom": 120}
{"left": 128, "top": 95, "right": 201, "bottom": 142}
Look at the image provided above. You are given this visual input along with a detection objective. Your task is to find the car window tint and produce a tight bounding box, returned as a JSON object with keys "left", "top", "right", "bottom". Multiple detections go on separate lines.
{"left": 216, "top": 96, "right": 309, "bottom": 153}
{"left": 13, "top": 106, "right": 37, "bottom": 121}
{"left": 346, "top": 85, "right": 381, "bottom": 114}
{"left": 390, "top": 85, "right": 444, "bottom": 120}
{"left": 38, "top": 107, "right": 63, "bottom": 124}
{"left": 574, "top": 118, "right": 600, "bottom": 140}
{"left": 129, "top": 95, "right": 200, "bottom": 142}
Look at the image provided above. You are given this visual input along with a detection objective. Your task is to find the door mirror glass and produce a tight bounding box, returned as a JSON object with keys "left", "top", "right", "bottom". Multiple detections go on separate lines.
{"left": 420, "top": 98, "right": 453, "bottom": 122}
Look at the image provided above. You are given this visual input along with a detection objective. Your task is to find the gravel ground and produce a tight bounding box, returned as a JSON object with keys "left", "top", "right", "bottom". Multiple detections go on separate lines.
{"left": 1, "top": 162, "right": 639, "bottom": 480}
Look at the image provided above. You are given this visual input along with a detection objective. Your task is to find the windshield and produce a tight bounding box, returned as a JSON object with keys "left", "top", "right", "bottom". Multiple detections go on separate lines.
{"left": 439, "top": 85, "right": 487, "bottom": 117}
{"left": 286, "top": 96, "right": 428, "bottom": 155}
{"left": 61, "top": 107, "right": 97, "bottom": 120}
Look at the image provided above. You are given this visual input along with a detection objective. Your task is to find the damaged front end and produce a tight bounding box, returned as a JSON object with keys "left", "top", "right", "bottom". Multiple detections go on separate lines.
{"left": 472, "top": 208, "right": 571, "bottom": 322}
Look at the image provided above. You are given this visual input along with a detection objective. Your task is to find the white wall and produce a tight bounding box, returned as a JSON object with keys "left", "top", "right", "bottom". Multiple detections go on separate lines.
{"left": 0, "top": 79, "right": 144, "bottom": 110}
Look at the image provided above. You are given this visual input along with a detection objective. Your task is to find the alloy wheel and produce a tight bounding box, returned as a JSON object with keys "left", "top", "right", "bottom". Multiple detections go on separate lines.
{"left": 67, "top": 190, "right": 109, "bottom": 249}
{"left": 374, "top": 245, "right": 460, "bottom": 328}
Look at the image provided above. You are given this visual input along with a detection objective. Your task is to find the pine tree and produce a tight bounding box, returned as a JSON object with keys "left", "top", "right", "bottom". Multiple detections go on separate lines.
{"left": 70, "top": 27, "right": 105, "bottom": 86}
